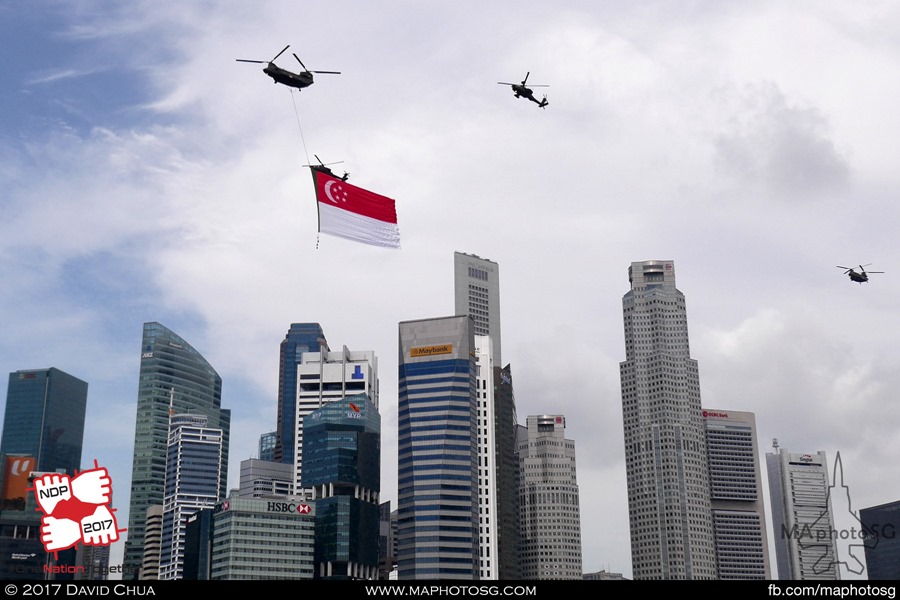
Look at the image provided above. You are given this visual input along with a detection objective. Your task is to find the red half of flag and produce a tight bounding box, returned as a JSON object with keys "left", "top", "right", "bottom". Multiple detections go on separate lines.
{"left": 312, "top": 169, "right": 401, "bottom": 249}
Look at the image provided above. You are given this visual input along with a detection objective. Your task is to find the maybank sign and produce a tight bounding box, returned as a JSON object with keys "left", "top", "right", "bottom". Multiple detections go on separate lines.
{"left": 410, "top": 344, "right": 453, "bottom": 357}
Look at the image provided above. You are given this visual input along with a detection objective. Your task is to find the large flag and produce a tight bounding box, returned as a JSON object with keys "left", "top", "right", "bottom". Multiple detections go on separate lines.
{"left": 312, "top": 168, "right": 400, "bottom": 249}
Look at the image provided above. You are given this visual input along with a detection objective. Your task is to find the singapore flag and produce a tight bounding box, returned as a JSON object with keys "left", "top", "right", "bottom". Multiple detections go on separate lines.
{"left": 312, "top": 168, "right": 400, "bottom": 249}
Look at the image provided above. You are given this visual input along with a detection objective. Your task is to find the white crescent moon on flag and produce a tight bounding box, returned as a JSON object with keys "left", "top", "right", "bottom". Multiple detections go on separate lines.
{"left": 324, "top": 180, "right": 339, "bottom": 203}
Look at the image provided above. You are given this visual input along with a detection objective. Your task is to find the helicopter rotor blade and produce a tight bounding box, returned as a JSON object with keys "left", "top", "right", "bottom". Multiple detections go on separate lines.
{"left": 236, "top": 59, "right": 266, "bottom": 64}
{"left": 292, "top": 54, "right": 309, "bottom": 71}
{"left": 522, "top": 72, "right": 530, "bottom": 85}
{"left": 310, "top": 70, "right": 341, "bottom": 74}
{"left": 497, "top": 82, "right": 516, "bottom": 85}
{"left": 271, "top": 45, "right": 290, "bottom": 62}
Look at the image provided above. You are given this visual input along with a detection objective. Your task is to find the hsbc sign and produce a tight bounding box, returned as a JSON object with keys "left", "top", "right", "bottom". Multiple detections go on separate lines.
{"left": 266, "top": 501, "right": 311, "bottom": 515}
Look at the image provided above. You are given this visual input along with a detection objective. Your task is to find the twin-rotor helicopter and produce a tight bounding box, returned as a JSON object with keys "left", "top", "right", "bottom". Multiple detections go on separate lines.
{"left": 236, "top": 45, "right": 340, "bottom": 90}
{"left": 837, "top": 264, "right": 884, "bottom": 284}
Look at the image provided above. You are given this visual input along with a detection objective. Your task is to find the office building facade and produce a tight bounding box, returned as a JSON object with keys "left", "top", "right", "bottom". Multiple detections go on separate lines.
{"left": 303, "top": 393, "right": 381, "bottom": 579}
{"left": 474, "top": 336, "right": 499, "bottom": 579}
{"left": 860, "top": 500, "right": 900, "bottom": 580}
{"left": 238, "top": 458, "right": 293, "bottom": 498}
{"left": 767, "top": 448, "right": 840, "bottom": 579}
{"left": 276, "top": 323, "right": 329, "bottom": 464}
{"left": 619, "top": 260, "right": 717, "bottom": 579}
{"left": 397, "top": 315, "right": 479, "bottom": 580}
{"left": 209, "top": 494, "right": 316, "bottom": 579}
{"left": 492, "top": 363, "right": 520, "bottom": 580}
{"left": 293, "top": 346, "right": 377, "bottom": 497}
{"left": 1, "top": 368, "right": 88, "bottom": 580}
{"left": 517, "top": 415, "right": 582, "bottom": 579}
{"left": 159, "top": 414, "right": 224, "bottom": 580}
{"left": 454, "top": 252, "right": 501, "bottom": 366}
{"left": 124, "top": 322, "right": 231, "bottom": 579}
{"left": 703, "top": 409, "right": 771, "bottom": 579}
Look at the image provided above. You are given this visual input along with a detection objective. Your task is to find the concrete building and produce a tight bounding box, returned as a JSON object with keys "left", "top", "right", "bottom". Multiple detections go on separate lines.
{"left": 140, "top": 505, "right": 163, "bottom": 579}
{"left": 293, "top": 346, "right": 377, "bottom": 497}
{"left": 209, "top": 494, "right": 316, "bottom": 579}
{"left": 454, "top": 252, "right": 501, "bottom": 366}
{"left": 238, "top": 458, "right": 293, "bottom": 498}
{"left": 517, "top": 415, "right": 582, "bottom": 579}
{"left": 619, "top": 260, "right": 717, "bottom": 579}
{"left": 703, "top": 409, "right": 771, "bottom": 579}
{"left": 303, "top": 393, "right": 381, "bottom": 579}
{"left": 766, "top": 446, "right": 840, "bottom": 579}
{"left": 397, "top": 315, "right": 479, "bottom": 580}
{"left": 124, "top": 322, "right": 231, "bottom": 578}
{"left": 159, "top": 414, "right": 224, "bottom": 580}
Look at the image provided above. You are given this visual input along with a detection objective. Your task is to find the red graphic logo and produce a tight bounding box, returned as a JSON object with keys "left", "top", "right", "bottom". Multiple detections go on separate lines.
{"left": 349, "top": 403, "right": 360, "bottom": 413}
{"left": 29, "top": 459, "right": 126, "bottom": 555}
{"left": 296, "top": 504, "right": 311, "bottom": 514}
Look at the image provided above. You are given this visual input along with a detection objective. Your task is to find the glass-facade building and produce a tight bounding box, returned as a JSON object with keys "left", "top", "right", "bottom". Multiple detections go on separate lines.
{"left": 860, "top": 500, "right": 900, "bottom": 580}
{"left": 0, "top": 368, "right": 87, "bottom": 580}
{"left": 397, "top": 315, "right": 479, "bottom": 580}
{"left": 124, "top": 322, "right": 231, "bottom": 579}
{"left": 276, "top": 323, "right": 328, "bottom": 464}
{"left": 159, "top": 414, "right": 224, "bottom": 580}
{"left": 303, "top": 393, "right": 381, "bottom": 579}
{"left": 1, "top": 368, "right": 87, "bottom": 475}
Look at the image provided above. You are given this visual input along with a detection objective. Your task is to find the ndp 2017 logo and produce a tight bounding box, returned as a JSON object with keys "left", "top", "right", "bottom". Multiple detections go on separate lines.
{"left": 29, "top": 459, "right": 126, "bottom": 554}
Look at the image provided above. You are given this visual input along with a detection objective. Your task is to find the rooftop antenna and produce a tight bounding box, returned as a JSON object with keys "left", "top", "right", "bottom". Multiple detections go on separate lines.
{"left": 772, "top": 437, "right": 779, "bottom": 451}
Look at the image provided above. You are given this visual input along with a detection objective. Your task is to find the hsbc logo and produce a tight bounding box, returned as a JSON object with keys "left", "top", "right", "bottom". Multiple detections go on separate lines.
{"left": 266, "top": 501, "right": 311, "bottom": 515}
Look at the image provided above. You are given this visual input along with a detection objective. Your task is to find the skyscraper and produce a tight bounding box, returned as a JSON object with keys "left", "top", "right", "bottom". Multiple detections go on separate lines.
{"left": 859, "top": 500, "right": 900, "bottom": 580}
{"left": 474, "top": 336, "right": 499, "bottom": 579}
{"left": 703, "top": 409, "right": 771, "bottom": 579}
{"left": 397, "top": 315, "right": 479, "bottom": 580}
{"left": 619, "top": 260, "right": 717, "bottom": 579}
{"left": 275, "top": 323, "right": 328, "bottom": 464}
{"left": 292, "top": 346, "right": 377, "bottom": 497}
{"left": 124, "top": 322, "right": 231, "bottom": 579}
{"left": 766, "top": 447, "right": 840, "bottom": 579}
{"left": 0, "top": 368, "right": 88, "bottom": 579}
{"left": 303, "top": 393, "right": 381, "bottom": 579}
{"left": 159, "top": 414, "right": 224, "bottom": 580}
{"left": 517, "top": 414, "right": 582, "bottom": 580}
{"left": 1, "top": 368, "right": 88, "bottom": 475}
{"left": 492, "top": 363, "right": 520, "bottom": 580}
{"left": 454, "top": 252, "right": 501, "bottom": 366}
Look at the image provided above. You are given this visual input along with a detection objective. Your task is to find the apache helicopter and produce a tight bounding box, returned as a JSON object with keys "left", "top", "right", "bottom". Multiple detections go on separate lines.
{"left": 236, "top": 45, "right": 340, "bottom": 90}
{"left": 837, "top": 264, "right": 884, "bottom": 284}
{"left": 497, "top": 72, "right": 548, "bottom": 108}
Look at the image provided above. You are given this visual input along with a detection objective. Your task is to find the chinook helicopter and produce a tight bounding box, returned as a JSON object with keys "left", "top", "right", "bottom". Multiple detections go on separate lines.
{"left": 236, "top": 45, "right": 340, "bottom": 90}
{"left": 497, "top": 72, "right": 548, "bottom": 108}
{"left": 837, "top": 264, "right": 884, "bottom": 284}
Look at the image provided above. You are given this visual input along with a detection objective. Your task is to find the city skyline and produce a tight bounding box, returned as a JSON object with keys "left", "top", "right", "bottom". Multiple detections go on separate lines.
{"left": 3, "top": 2, "right": 900, "bottom": 580}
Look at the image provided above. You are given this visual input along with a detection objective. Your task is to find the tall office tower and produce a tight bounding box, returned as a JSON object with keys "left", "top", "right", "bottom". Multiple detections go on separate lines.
{"left": 159, "top": 413, "right": 225, "bottom": 580}
{"left": 378, "top": 501, "right": 396, "bottom": 579}
{"left": 517, "top": 415, "right": 583, "bottom": 580}
{"left": 0, "top": 368, "right": 88, "bottom": 579}
{"left": 1, "top": 368, "right": 88, "bottom": 475}
{"left": 124, "top": 322, "right": 231, "bottom": 579}
{"left": 397, "top": 315, "right": 479, "bottom": 580}
{"left": 276, "top": 323, "right": 329, "bottom": 464}
{"left": 454, "top": 252, "right": 501, "bottom": 366}
{"left": 303, "top": 393, "right": 381, "bottom": 579}
{"left": 474, "top": 336, "right": 499, "bottom": 579}
{"left": 619, "top": 260, "right": 718, "bottom": 579}
{"left": 860, "top": 500, "right": 900, "bottom": 580}
{"left": 766, "top": 447, "right": 840, "bottom": 579}
{"left": 492, "top": 363, "right": 521, "bottom": 580}
{"left": 703, "top": 409, "right": 771, "bottom": 579}
{"left": 258, "top": 431, "right": 276, "bottom": 462}
{"left": 140, "top": 505, "right": 163, "bottom": 579}
{"left": 292, "top": 346, "right": 377, "bottom": 497}
{"left": 238, "top": 458, "right": 293, "bottom": 498}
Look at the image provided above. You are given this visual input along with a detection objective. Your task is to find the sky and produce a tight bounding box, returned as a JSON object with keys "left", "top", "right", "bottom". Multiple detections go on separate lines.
{"left": 1, "top": 0, "right": 899, "bottom": 580}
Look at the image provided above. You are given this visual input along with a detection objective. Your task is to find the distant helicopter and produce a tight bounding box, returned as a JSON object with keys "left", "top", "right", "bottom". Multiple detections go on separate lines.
{"left": 837, "top": 264, "right": 884, "bottom": 284}
{"left": 498, "top": 72, "right": 548, "bottom": 108}
{"left": 304, "top": 155, "right": 348, "bottom": 181}
{"left": 236, "top": 45, "right": 340, "bottom": 90}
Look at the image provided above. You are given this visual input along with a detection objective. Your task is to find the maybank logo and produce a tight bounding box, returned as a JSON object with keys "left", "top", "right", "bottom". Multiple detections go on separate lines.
{"left": 410, "top": 344, "right": 453, "bottom": 357}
